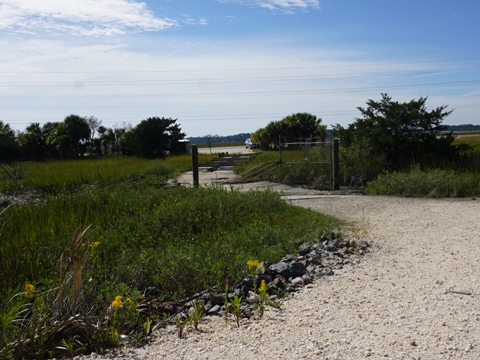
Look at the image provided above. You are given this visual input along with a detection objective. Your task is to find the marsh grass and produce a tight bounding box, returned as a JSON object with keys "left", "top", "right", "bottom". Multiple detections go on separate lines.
{"left": 365, "top": 135, "right": 480, "bottom": 197}
{"left": 0, "top": 156, "right": 343, "bottom": 357}
{"left": 0, "top": 154, "right": 214, "bottom": 194}
{"left": 365, "top": 166, "right": 480, "bottom": 197}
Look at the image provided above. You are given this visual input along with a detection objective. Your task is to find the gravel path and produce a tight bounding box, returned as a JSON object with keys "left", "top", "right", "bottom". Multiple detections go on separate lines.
{"left": 90, "top": 172, "right": 480, "bottom": 359}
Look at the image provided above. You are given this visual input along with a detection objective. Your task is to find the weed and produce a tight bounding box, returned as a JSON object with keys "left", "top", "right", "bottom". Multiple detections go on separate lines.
{"left": 189, "top": 300, "right": 205, "bottom": 331}
{"left": 225, "top": 293, "right": 243, "bottom": 328}
{"left": 175, "top": 315, "right": 189, "bottom": 339}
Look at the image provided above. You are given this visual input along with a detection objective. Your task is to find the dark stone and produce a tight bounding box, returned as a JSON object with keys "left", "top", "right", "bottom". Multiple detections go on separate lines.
{"left": 207, "top": 304, "right": 222, "bottom": 315}
{"left": 269, "top": 261, "right": 290, "bottom": 278}
{"left": 289, "top": 261, "right": 307, "bottom": 278}
{"left": 211, "top": 293, "right": 226, "bottom": 306}
{"left": 298, "top": 243, "right": 312, "bottom": 256}
{"left": 325, "top": 244, "right": 336, "bottom": 252}
{"left": 281, "top": 254, "right": 296, "bottom": 263}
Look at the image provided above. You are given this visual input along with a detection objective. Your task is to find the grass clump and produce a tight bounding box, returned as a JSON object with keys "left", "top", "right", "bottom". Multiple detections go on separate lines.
{"left": 365, "top": 166, "right": 480, "bottom": 197}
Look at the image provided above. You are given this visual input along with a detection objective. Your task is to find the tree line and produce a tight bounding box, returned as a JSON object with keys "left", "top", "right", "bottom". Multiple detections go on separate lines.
{"left": 250, "top": 95, "right": 473, "bottom": 185}
{"left": 0, "top": 116, "right": 186, "bottom": 162}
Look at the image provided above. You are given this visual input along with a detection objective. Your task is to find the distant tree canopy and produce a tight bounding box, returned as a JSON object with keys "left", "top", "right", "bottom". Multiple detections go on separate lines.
{"left": 445, "top": 124, "right": 480, "bottom": 132}
{"left": 334, "top": 94, "right": 461, "bottom": 171}
{"left": 188, "top": 133, "right": 251, "bottom": 145}
{"left": 119, "top": 117, "right": 186, "bottom": 158}
{"left": 251, "top": 112, "right": 326, "bottom": 150}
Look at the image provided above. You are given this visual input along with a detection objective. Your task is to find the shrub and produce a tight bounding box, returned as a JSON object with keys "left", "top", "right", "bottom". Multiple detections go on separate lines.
{"left": 365, "top": 166, "right": 480, "bottom": 197}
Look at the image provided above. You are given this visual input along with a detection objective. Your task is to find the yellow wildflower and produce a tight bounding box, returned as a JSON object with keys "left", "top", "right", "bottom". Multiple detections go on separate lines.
{"left": 112, "top": 296, "right": 123, "bottom": 308}
{"left": 126, "top": 297, "right": 134, "bottom": 306}
{"left": 90, "top": 242, "right": 101, "bottom": 248}
{"left": 247, "top": 259, "right": 263, "bottom": 274}
{"left": 25, "top": 282, "right": 35, "bottom": 296}
{"left": 258, "top": 280, "right": 267, "bottom": 293}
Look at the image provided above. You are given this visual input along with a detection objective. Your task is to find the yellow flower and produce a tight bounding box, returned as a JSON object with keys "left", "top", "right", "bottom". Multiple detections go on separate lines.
{"left": 90, "top": 242, "right": 101, "bottom": 248}
{"left": 126, "top": 297, "right": 134, "bottom": 306}
{"left": 25, "top": 282, "right": 35, "bottom": 296}
{"left": 247, "top": 259, "right": 263, "bottom": 274}
{"left": 112, "top": 296, "right": 123, "bottom": 308}
{"left": 258, "top": 280, "right": 267, "bottom": 293}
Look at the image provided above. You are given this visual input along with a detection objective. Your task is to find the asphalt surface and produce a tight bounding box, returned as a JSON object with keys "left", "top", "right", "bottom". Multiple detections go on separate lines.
{"left": 197, "top": 145, "right": 254, "bottom": 155}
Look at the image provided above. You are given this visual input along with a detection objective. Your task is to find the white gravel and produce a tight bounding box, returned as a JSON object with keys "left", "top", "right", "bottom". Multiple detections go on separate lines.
{"left": 86, "top": 171, "right": 480, "bottom": 360}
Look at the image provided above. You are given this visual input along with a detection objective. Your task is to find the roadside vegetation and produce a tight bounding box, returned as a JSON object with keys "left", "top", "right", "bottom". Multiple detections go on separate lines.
{"left": 0, "top": 155, "right": 343, "bottom": 359}
{"left": 242, "top": 95, "right": 480, "bottom": 197}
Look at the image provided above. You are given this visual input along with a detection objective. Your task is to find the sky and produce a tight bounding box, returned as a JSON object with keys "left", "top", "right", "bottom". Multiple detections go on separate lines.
{"left": 1, "top": 0, "right": 480, "bottom": 137}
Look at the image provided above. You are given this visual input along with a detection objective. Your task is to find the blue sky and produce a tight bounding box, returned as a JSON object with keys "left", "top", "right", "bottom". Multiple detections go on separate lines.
{"left": 1, "top": 0, "right": 479, "bottom": 137}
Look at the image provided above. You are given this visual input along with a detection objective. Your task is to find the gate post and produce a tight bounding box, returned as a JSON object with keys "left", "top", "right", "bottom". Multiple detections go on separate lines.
{"left": 192, "top": 145, "right": 199, "bottom": 187}
{"left": 333, "top": 138, "right": 339, "bottom": 190}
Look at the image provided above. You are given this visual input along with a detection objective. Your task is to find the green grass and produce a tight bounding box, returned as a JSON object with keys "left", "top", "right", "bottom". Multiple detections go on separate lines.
{"left": 453, "top": 132, "right": 480, "bottom": 152}
{"left": 0, "top": 154, "right": 215, "bottom": 194}
{"left": 365, "top": 166, "right": 480, "bottom": 197}
{"left": 0, "top": 156, "right": 343, "bottom": 358}
{"left": 0, "top": 185, "right": 342, "bottom": 301}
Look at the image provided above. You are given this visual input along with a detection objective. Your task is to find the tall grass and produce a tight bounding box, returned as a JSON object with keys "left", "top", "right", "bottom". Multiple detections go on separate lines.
{"left": 0, "top": 154, "right": 214, "bottom": 194}
{"left": 0, "top": 157, "right": 343, "bottom": 357}
{"left": 365, "top": 134, "right": 480, "bottom": 197}
{"left": 1, "top": 185, "right": 342, "bottom": 301}
{"left": 365, "top": 165, "right": 480, "bottom": 197}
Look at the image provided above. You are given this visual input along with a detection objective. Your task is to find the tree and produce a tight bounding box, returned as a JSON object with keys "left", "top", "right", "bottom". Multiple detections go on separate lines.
{"left": 42, "top": 122, "right": 64, "bottom": 159}
{"left": 62, "top": 115, "right": 91, "bottom": 158}
{"left": 251, "top": 113, "right": 326, "bottom": 150}
{"left": 18, "top": 123, "right": 47, "bottom": 161}
{"left": 334, "top": 94, "right": 458, "bottom": 171}
{"left": 85, "top": 116, "right": 102, "bottom": 141}
{"left": 0, "top": 121, "right": 20, "bottom": 162}
{"left": 119, "top": 117, "right": 185, "bottom": 158}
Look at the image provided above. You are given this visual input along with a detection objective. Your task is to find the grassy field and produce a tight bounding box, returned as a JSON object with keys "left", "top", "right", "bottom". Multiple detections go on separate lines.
{"left": 452, "top": 131, "right": 480, "bottom": 151}
{"left": 0, "top": 154, "right": 215, "bottom": 194}
{"left": 0, "top": 155, "right": 343, "bottom": 358}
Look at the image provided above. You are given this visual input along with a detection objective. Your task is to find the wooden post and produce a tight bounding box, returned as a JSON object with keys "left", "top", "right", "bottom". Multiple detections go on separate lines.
{"left": 333, "top": 138, "right": 339, "bottom": 191}
{"left": 192, "top": 145, "right": 199, "bottom": 187}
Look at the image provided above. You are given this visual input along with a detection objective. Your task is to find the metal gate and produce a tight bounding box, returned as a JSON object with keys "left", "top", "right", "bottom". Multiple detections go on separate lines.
{"left": 224, "top": 136, "right": 339, "bottom": 190}
{"left": 276, "top": 136, "right": 339, "bottom": 190}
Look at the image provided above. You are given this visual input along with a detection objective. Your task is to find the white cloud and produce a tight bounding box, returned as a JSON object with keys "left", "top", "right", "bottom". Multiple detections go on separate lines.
{"left": 0, "top": 0, "right": 177, "bottom": 36}
{"left": 180, "top": 14, "right": 208, "bottom": 26}
{"left": 219, "top": 0, "right": 320, "bottom": 12}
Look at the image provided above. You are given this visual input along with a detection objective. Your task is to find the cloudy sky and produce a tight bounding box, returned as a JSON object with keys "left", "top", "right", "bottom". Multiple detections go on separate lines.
{"left": 1, "top": 0, "right": 479, "bottom": 137}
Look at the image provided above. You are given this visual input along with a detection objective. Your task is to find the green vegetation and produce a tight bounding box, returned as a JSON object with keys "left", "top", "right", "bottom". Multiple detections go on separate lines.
{"left": 365, "top": 166, "right": 480, "bottom": 197}
{"left": 3, "top": 115, "right": 189, "bottom": 162}
{"left": 0, "top": 154, "right": 213, "bottom": 194}
{"left": 364, "top": 133, "right": 480, "bottom": 197}
{"left": 452, "top": 132, "right": 480, "bottom": 151}
{"left": 251, "top": 112, "right": 326, "bottom": 150}
{"left": 234, "top": 95, "right": 480, "bottom": 197}
{"left": 0, "top": 156, "right": 342, "bottom": 358}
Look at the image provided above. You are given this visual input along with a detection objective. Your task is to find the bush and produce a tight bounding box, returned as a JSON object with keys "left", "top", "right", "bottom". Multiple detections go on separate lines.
{"left": 365, "top": 166, "right": 480, "bottom": 197}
